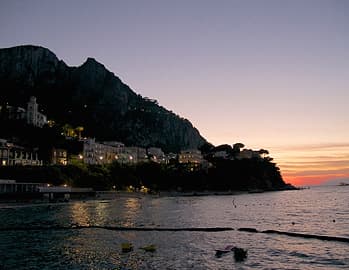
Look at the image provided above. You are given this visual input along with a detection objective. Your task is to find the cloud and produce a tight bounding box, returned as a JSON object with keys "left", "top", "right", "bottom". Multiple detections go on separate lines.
{"left": 283, "top": 168, "right": 349, "bottom": 177}
{"left": 281, "top": 160, "right": 349, "bottom": 169}
{"left": 272, "top": 142, "right": 349, "bottom": 186}
{"left": 273, "top": 143, "right": 349, "bottom": 151}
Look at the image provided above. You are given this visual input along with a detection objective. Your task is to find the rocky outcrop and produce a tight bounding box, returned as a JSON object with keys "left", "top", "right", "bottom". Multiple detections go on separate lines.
{"left": 0, "top": 45, "right": 207, "bottom": 152}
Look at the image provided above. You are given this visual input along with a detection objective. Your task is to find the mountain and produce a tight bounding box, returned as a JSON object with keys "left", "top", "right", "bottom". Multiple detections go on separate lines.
{"left": 0, "top": 45, "right": 208, "bottom": 152}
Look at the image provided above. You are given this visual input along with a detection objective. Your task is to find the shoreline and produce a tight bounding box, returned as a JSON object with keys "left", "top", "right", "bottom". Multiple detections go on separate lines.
{"left": 0, "top": 187, "right": 300, "bottom": 206}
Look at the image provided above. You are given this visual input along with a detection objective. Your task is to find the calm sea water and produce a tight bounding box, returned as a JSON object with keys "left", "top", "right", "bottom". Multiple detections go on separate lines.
{"left": 0, "top": 185, "right": 348, "bottom": 269}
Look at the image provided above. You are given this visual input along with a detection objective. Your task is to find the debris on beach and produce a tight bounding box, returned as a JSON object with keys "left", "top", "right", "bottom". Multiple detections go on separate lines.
{"left": 139, "top": 244, "right": 157, "bottom": 252}
{"left": 121, "top": 242, "right": 134, "bottom": 253}
{"left": 215, "top": 245, "right": 248, "bottom": 262}
{"left": 233, "top": 247, "right": 248, "bottom": 262}
{"left": 215, "top": 245, "right": 235, "bottom": 257}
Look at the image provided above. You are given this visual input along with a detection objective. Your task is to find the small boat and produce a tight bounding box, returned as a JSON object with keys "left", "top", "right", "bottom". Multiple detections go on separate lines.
{"left": 338, "top": 182, "right": 349, "bottom": 186}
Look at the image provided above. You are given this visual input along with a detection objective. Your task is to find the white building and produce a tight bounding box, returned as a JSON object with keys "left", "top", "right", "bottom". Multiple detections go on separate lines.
{"left": 178, "top": 149, "right": 203, "bottom": 164}
{"left": 0, "top": 179, "right": 45, "bottom": 193}
{"left": 212, "top": 150, "right": 229, "bottom": 159}
{"left": 178, "top": 149, "right": 205, "bottom": 171}
{"left": 78, "top": 139, "right": 149, "bottom": 165}
{"left": 116, "top": 146, "right": 148, "bottom": 164}
{"left": 3, "top": 96, "right": 47, "bottom": 128}
{"left": 81, "top": 138, "right": 119, "bottom": 165}
{"left": 147, "top": 147, "right": 166, "bottom": 163}
{"left": 0, "top": 139, "right": 43, "bottom": 166}
{"left": 26, "top": 96, "right": 47, "bottom": 128}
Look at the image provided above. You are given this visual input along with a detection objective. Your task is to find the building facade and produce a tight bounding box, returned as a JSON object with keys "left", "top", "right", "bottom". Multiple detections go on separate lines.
{"left": 0, "top": 179, "right": 45, "bottom": 193}
{"left": 81, "top": 138, "right": 119, "bottom": 165}
{"left": 178, "top": 149, "right": 203, "bottom": 164}
{"left": 0, "top": 139, "right": 42, "bottom": 166}
{"left": 2, "top": 96, "right": 47, "bottom": 128}
{"left": 51, "top": 148, "right": 68, "bottom": 165}
{"left": 116, "top": 146, "right": 148, "bottom": 164}
{"left": 147, "top": 147, "right": 166, "bottom": 163}
{"left": 26, "top": 96, "right": 47, "bottom": 128}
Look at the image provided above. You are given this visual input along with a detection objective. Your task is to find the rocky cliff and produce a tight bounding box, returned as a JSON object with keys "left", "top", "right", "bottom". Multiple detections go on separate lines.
{"left": 0, "top": 45, "right": 207, "bottom": 152}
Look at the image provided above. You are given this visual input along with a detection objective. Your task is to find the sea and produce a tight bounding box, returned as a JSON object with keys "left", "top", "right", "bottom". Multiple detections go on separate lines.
{"left": 0, "top": 185, "right": 348, "bottom": 269}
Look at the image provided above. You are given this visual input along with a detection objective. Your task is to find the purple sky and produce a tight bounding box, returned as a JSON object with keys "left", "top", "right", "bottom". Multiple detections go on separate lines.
{"left": 1, "top": 0, "right": 349, "bottom": 184}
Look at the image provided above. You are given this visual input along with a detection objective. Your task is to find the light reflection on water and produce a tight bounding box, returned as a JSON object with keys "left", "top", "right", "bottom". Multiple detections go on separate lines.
{"left": 70, "top": 203, "right": 90, "bottom": 226}
{"left": 0, "top": 186, "right": 348, "bottom": 269}
{"left": 120, "top": 198, "right": 143, "bottom": 227}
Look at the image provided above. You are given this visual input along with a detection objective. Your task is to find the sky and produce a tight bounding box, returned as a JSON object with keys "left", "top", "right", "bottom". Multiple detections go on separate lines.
{"left": 1, "top": 0, "right": 348, "bottom": 186}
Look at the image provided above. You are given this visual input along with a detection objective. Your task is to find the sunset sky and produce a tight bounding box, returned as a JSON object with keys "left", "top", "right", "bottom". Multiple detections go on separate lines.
{"left": 1, "top": 0, "right": 348, "bottom": 186}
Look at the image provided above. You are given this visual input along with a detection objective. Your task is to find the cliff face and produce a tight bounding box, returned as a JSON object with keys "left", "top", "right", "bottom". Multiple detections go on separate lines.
{"left": 0, "top": 45, "right": 207, "bottom": 152}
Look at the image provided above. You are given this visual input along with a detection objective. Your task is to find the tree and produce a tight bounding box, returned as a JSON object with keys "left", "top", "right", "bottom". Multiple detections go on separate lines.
{"left": 258, "top": 149, "right": 269, "bottom": 158}
{"left": 233, "top": 143, "right": 245, "bottom": 153}
{"left": 199, "top": 142, "right": 214, "bottom": 154}
{"left": 62, "top": 124, "right": 76, "bottom": 137}
{"left": 75, "top": 126, "right": 84, "bottom": 139}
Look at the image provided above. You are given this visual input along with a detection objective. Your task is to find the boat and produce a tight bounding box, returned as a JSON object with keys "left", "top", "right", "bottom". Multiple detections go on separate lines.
{"left": 338, "top": 182, "right": 349, "bottom": 186}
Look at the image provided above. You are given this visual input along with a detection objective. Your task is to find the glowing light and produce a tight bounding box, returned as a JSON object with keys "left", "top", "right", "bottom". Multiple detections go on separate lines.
{"left": 272, "top": 143, "right": 349, "bottom": 186}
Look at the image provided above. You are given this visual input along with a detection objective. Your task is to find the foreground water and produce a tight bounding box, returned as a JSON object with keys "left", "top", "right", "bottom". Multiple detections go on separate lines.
{"left": 0, "top": 186, "right": 348, "bottom": 269}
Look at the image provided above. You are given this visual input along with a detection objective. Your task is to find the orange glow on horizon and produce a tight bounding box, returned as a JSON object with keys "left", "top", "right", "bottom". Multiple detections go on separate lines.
{"left": 261, "top": 143, "right": 349, "bottom": 187}
{"left": 209, "top": 139, "right": 349, "bottom": 187}
{"left": 283, "top": 174, "right": 349, "bottom": 187}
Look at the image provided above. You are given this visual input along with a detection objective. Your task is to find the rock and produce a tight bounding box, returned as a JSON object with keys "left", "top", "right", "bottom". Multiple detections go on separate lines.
{"left": 215, "top": 245, "right": 235, "bottom": 258}
{"left": 139, "top": 244, "right": 156, "bottom": 252}
{"left": 232, "top": 247, "right": 248, "bottom": 262}
{"left": 121, "top": 242, "right": 133, "bottom": 253}
{"left": 0, "top": 45, "right": 208, "bottom": 153}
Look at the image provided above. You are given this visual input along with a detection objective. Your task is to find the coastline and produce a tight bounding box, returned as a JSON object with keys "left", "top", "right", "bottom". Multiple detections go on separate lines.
{"left": 0, "top": 186, "right": 300, "bottom": 206}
